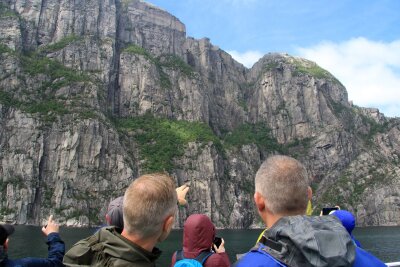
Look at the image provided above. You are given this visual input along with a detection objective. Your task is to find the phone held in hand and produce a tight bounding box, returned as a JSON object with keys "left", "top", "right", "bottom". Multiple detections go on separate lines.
{"left": 322, "top": 207, "right": 339, "bottom": 215}
{"left": 212, "top": 236, "right": 222, "bottom": 252}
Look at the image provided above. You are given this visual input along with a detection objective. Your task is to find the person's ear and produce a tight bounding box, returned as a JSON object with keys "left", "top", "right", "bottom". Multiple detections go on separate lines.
{"left": 254, "top": 192, "right": 265, "bottom": 212}
{"left": 158, "top": 215, "right": 174, "bottom": 242}
{"left": 164, "top": 215, "right": 174, "bottom": 232}
{"left": 105, "top": 214, "right": 111, "bottom": 225}
{"left": 307, "top": 186, "right": 312, "bottom": 201}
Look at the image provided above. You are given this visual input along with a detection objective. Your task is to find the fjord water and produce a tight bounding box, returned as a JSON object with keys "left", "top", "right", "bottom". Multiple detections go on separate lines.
{"left": 8, "top": 226, "right": 400, "bottom": 265}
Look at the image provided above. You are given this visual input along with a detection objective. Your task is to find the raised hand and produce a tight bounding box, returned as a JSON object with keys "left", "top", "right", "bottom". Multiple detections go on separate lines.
{"left": 41, "top": 215, "right": 59, "bottom": 236}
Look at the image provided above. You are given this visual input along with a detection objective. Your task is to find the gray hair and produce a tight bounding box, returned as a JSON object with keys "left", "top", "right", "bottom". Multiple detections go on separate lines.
{"left": 123, "top": 173, "right": 177, "bottom": 238}
{"left": 255, "top": 155, "right": 309, "bottom": 215}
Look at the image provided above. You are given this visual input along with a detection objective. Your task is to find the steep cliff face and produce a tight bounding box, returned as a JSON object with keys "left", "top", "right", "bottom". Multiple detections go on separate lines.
{"left": 0, "top": 0, "right": 399, "bottom": 227}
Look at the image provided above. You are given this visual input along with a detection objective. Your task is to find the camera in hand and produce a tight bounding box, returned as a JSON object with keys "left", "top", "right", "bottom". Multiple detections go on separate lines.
{"left": 322, "top": 207, "right": 339, "bottom": 215}
{"left": 212, "top": 237, "right": 222, "bottom": 252}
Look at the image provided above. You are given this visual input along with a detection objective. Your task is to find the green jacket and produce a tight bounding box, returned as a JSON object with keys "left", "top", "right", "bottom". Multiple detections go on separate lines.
{"left": 63, "top": 227, "right": 161, "bottom": 267}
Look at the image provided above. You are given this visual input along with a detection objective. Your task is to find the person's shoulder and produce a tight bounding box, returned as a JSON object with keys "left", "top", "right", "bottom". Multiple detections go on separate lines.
{"left": 205, "top": 252, "right": 230, "bottom": 267}
{"left": 234, "top": 250, "right": 286, "bottom": 267}
{"left": 353, "top": 247, "right": 386, "bottom": 267}
{"left": 63, "top": 230, "right": 104, "bottom": 265}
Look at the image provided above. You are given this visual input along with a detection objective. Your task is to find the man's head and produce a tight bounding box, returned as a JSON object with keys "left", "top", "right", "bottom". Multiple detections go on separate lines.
{"left": 123, "top": 173, "right": 177, "bottom": 241}
{"left": 106, "top": 196, "right": 124, "bottom": 229}
{"left": 254, "top": 155, "right": 311, "bottom": 222}
{"left": 0, "top": 224, "right": 14, "bottom": 248}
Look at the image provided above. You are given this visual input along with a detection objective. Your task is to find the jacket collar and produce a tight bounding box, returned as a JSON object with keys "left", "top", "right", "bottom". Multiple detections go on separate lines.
{"left": 99, "top": 227, "right": 162, "bottom": 263}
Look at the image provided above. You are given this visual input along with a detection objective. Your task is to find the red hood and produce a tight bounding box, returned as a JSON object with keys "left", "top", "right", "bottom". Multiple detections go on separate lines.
{"left": 183, "top": 214, "right": 216, "bottom": 257}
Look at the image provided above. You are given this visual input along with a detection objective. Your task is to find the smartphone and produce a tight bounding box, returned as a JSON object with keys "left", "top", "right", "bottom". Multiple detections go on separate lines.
{"left": 212, "top": 237, "right": 222, "bottom": 252}
{"left": 322, "top": 207, "right": 339, "bottom": 215}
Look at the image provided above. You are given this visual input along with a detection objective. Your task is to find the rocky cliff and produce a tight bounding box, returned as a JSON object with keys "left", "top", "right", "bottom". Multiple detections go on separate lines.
{"left": 0, "top": 0, "right": 399, "bottom": 227}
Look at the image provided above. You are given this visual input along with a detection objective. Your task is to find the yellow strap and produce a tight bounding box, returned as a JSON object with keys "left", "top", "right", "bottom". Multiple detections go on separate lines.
{"left": 255, "top": 200, "right": 312, "bottom": 245}
{"left": 256, "top": 228, "right": 267, "bottom": 244}
{"left": 306, "top": 200, "right": 313, "bottom": 216}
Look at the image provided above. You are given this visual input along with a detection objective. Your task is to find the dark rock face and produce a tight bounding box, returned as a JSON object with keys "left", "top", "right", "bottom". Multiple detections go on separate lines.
{"left": 0, "top": 0, "right": 399, "bottom": 227}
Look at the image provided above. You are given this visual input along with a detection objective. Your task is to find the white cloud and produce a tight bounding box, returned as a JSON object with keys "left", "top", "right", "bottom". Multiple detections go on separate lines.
{"left": 296, "top": 37, "right": 400, "bottom": 117}
{"left": 227, "top": 50, "right": 264, "bottom": 68}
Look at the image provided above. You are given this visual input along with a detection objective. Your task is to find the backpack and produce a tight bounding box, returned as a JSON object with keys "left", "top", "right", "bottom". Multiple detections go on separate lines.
{"left": 174, "top": 250, "right": 213, "bottom": 267}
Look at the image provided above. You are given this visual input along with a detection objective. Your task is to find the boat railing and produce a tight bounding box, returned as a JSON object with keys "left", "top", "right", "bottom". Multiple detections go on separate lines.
{"left": 386, "top": 262, "right": 400, "bottom": 267}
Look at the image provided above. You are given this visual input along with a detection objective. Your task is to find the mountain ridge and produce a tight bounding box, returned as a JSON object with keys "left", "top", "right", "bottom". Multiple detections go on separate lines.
{"left": 0, "top": 0, "right": 399, "bottom": 227}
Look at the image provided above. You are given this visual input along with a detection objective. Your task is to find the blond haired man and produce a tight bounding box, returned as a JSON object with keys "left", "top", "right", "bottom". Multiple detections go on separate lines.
{"left": 63, "top": 173, "right": 177, "bottom": 266}
{"left": 234, "top": 155, "right": 385, "bottom": 267}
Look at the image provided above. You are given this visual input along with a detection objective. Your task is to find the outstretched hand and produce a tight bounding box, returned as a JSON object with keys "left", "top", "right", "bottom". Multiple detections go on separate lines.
{"left": 213, "top": 238, "right": 226, "bottom": 253}
{"left": 41, "top": 215, "right": 59, "bottom": 236}
{"left": 176, "top": 184, "right": 190, "bottom": 206}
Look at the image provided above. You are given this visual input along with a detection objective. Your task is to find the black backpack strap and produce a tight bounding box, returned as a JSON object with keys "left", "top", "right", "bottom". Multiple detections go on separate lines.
{"left": 258, "top": 235, "right": 294, "bottom": 267}
{"left": 175, "top": 249, "right": 184, "bottom": 261}
{"left": 195, "top": 250, "right": 213, "bottom": 264}
{"left": 259, "top": 235, "right": 283, "bottom": 252}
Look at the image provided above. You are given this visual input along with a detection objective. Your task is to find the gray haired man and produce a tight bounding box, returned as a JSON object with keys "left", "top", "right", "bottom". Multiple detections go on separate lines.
{"left": 234, "top": 155, "right": 386, "bottom": 267}
{"left": 64, "top": 173, "right": 178, "bottom": 266}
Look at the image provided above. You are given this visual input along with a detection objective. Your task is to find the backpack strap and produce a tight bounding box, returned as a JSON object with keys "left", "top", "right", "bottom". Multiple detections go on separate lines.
{"left": 259, "top": 235, "right": 283, "bottom": 252}
{"left": 175, "top": 250, "right": 184, "bottom": 261}
{"left": 195, "top": 250, "right": 213, "bottom": 264}
{"left": 175, "top": 249, "right": 213, "bottom": 264}
{"left": 256, "top": 237, "right": 292, "bottom": 267}
{"left": 247, "top": 243, "right": 288, "bottom": 267}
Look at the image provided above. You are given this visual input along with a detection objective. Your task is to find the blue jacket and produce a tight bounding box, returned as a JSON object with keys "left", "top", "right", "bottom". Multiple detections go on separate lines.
{"left": 234, "top": 216, "right": 386, "bottom": 267}
{"left": 0, "top": 233, "right": 65, "bottom": 267}
{"left": 234, "top": 245, "right": 386, "bottom": 267}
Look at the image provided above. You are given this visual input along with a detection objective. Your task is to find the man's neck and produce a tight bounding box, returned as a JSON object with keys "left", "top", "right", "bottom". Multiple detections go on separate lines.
{"left": 265, "top": 213, "right": 283, "bottom": 228}
{"left": 121, "top": 230, "right": 157, "bottom": 252}
{"left": 265, "top": 211, "right": 305, "bottom": 228}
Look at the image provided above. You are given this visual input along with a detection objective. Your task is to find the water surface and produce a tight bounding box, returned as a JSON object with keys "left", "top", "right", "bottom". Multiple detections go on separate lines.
{"left": 8, "top": 226, "right": 400, "bottom": 265}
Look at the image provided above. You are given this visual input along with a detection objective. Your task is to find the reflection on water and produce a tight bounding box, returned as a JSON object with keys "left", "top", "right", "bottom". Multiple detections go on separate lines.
{"left": 7, "top": 226, "right": 400, "bottom": 265}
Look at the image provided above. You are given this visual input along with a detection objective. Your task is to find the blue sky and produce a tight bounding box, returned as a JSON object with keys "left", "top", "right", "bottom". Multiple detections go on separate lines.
{"left": 146, "top": 0, "right": 400, "bottom": 117}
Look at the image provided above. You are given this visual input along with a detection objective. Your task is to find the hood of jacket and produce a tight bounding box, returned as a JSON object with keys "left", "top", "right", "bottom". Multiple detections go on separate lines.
{"left": 261, "top": 215, "right": 356, "bottom": 267}
{"left": 183, "top": 214, "right": 215, "bottom": 257}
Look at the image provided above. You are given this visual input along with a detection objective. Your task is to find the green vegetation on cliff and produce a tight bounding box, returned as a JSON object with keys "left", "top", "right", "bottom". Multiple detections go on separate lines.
{"left": 115, "top": 116, "right": 286, "bottom": 173}
{"left": 40, "top": 35, "right": 82, "bottom": 53}
{"left": 291, "top": 58, "right": 342, "bottom": 85}
{"left": 0, "top": 49, "right": 96, "bottom": 122}
{"left": 115, "top": 115, "right": 220, "bottom": 172}
{"left": 0, "top": 90, "right": 68, "bottom": 121}
{"left": 223, "top": 123, "right": 282, "bottom": 152}
{"left": 123, "top": 44, "right": 196, "bottom": 89}
{"left": 124, "top": 44, "right": 153, "bottom": 61}
{"left": 293, "top": 60, "right": 331, "bottom": 79}
{"left": 22, "top": 53, "right": 90, "bottom": 88}
{"left": 158, "top": 54, "right": 195, "bottom": 78}
{"left": 0, "top": 91, "right": 19, "bottom": 107}
{"left": 0, "top": 44, "right": 13, "bottom": 54}
{"left": 0, "top": 3, "right": 17, "bottom": 18}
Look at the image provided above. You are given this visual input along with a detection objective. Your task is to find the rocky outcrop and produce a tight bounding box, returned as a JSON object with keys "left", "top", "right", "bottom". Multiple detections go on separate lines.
{"left": 0, "top": 0, "right": 399, "bottom": 227}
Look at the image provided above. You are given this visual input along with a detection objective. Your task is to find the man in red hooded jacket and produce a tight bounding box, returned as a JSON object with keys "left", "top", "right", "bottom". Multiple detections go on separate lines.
{"left": 171, "top": 214, "right": 230, "bottom": 267}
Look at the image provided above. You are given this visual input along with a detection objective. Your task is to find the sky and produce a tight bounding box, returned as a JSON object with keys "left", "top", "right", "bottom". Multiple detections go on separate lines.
{"left": 146, "top": 0, "right": 400, "bottom": 117}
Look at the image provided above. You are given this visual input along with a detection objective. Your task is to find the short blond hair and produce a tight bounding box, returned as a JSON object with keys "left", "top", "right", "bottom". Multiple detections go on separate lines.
{"left": 123, "top": 173, "right": 177, "bottom": 238}
{"left": 255, "top": 155, "right": 309, "bottom": 215}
